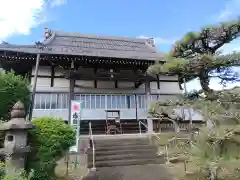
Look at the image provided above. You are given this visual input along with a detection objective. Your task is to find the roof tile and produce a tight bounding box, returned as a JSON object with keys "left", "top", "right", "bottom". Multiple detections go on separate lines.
{"left": 0, "top": 29, "right": 165, "bottom": 61}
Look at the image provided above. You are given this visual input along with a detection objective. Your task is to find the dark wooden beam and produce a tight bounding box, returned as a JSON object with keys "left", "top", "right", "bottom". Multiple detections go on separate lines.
{"left": 28, "top": 53, "right": 41, "bottom": 121}
{"left": 30, "top": 73, "right": 180, "bottom": 84}
{"left": 156, "top": 75, "right": 160, "bottom": 89}
{"left": 134, "top": 94, "right": 138, "bottom": 121}
{"left": 50, "top": 66, "right": 55, "bottom": 87}
{"left": 158, "top": 79, "right": 179, "bottom": 82}
{"left": 115, "top": 80, "right": 118, "bottom": 88}
{"left": 94, "top": 80, "right": 97, "bottom": 88}
{"left": 94, "top": 68, "right": 97, "bottom": 88}
{"left": 31, "top": 75, "right": 64, "bottom": 78}
{"left": 68, "top": 79, "right": 75, "bottom": 124}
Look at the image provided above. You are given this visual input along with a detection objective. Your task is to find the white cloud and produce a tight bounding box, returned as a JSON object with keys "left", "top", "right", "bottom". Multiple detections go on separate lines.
{"left": 186, "top": 78, "right": 239, "bottom": 92}
{"left": 0, "top": 0, "right": 45, "bottom": 41}
{"left": 50, "top": 0, "right": 66, "bottom": 7}
{"left": 217, "top": 0, "right": 240, "bottom": 21}
{"left": 138, "top": 35, "right": 176, "bottom": 45}
{"left": 220, "top": 38, "right": 240, "bottom": 54}
{"left": 0, "top": 0, "right": 67, "bottom": 41}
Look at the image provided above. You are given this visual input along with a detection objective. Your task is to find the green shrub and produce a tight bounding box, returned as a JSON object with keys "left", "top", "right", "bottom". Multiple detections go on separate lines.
{"left": 0, "top": 163, "right": 34, "bottom": 180}
{"left": 0, "top": 162, "right": 5, "bottom": 179}
{"left": 2, "top": 169, "right": 32, "bottom": 180}
{"left": 27, "top": 117, "right": 76, "bottom": 180}
{"left": 0, "top": 72, "right": 30, "bottom": 120}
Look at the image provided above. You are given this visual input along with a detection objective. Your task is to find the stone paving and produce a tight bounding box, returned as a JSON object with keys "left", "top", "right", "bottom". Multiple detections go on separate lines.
{"left": 83, "top": 164, "right": 173, "bottom": 180}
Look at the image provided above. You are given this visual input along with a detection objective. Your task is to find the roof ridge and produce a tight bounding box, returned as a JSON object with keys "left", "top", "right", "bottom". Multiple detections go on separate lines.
{"left": 51, "top": 29, "right": 150, "bottom": 43}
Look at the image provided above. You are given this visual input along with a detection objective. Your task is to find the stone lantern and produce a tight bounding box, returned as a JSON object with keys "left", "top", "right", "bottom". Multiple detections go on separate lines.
{"left": 0, "top": 101, "right": 34, "bottom": 173}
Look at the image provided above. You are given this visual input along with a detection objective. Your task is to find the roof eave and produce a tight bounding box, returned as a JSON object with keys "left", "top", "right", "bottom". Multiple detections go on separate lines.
{"left": 0, "top": 47, "right": 163, "bottom": 62}
{"left": 0, "top": 43, "right": 166, "bottom": 63}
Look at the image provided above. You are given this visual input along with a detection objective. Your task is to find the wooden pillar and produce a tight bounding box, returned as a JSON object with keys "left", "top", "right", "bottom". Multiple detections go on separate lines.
{"left": 68, "top": 79, "right": 75, "bottom": 124}
{"left": 28, "top": 53, "right": 40, "bottom": 121}
{"left": 134, "top": 94, "right": 138, "bottom": 121}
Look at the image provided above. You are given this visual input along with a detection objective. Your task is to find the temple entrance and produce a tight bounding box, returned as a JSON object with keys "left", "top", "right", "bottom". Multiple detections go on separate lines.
{"left": 78, "top": 109, "right": 147, "bottom": 135}
{"left": 105, "top": 110, "right": 122, "bottom": 135}
{"left": 79, "top": 119, "right": 147, "bottom": 135}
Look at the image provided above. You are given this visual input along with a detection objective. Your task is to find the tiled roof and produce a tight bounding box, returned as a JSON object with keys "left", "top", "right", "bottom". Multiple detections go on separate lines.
{"left": 0, "top": 29, "right": 165, "bottom": 61}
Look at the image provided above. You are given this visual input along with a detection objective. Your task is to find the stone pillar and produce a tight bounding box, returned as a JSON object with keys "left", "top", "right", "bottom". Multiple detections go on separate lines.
{"left": 145, "top": 79, "right": 150, "bottom": 110}
{"left": 147, "top": 118, "right": 153, "bottom": 134}
{"left": 0, "top": 101, "right": 34, "bottom": 174}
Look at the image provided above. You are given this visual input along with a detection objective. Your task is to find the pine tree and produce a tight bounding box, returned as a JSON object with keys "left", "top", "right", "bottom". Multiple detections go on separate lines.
{"left": 148, "top": 19, "right": 240, "bottom": 97}
{"left": 148, "top": 19, "right": 240, "bottom": 179}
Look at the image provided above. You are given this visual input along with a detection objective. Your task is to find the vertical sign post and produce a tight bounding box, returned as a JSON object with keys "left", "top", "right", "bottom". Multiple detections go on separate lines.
{"left": 70, "top": 100, "right": 82, "bottom": 168}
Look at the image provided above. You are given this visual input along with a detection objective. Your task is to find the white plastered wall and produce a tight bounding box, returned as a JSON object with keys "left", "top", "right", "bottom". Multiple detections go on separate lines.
{"left": 31, "top": 66, "right": 182, "bottom": 95}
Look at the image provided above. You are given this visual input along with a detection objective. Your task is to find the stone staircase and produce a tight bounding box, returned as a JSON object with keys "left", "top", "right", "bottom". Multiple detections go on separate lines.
{"left": 84, "top": 136, "right": 173, "bottom": 180}
{"left": 87, "top": 136, "right": 165, "bottom": 168}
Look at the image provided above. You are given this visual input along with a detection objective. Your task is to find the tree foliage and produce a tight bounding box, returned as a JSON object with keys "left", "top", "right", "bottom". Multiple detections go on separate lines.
{"left": 148, "top": 19, "right": 240, "bottom": 95}
{"left": 151, "top": 87, "right": 240, "bottom": 180}
{"left": 147, "top": 18, "right": 240, "bottom": 180}
{"left": 26, "top": 117, "right": 76, "bottom": 180}
{"left": 0, "top": 72, "right": 30, "bottom": 120}
{"left": 0, "top": 162, "right": 34, "bottom": 180}
{"left": 171, "top": 19, "right": 240, "bottom": 57}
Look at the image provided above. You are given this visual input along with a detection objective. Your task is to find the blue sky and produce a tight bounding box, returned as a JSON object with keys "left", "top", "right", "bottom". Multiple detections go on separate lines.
{"left": 0, "top": 0, "right": 239, "bottom": 90}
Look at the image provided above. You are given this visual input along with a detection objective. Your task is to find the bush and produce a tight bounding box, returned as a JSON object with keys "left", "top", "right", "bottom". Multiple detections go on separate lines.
{"left": 27, "top": 117, "right": 76, "bottom": 180}
{"left": 0, "top": 72, "right": 30, "bottom": 120}
{"left": 2, "top": 169, "right": 33, "bottom": 180}
{"left": 0, "top": 162, "right": 5, "bottom": 179}
{"left": 0, "top": 163, "right": 34, "bottom": 180}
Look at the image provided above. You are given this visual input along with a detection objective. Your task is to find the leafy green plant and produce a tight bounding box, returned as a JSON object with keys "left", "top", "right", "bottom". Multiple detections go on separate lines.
{"left": 2, "top": 169, "right": 34, "bottom": 180}
{"left": 26, "top": 117, "right": 76, "bottom": 180}
{"left": 0, "top": 163, "right": 34, "bottom": 180}
{"left": 0, "top": 162, "right": 5, "bottom": 179}
{"left": 0, "top": 72, "right": 30, "bottom": 120}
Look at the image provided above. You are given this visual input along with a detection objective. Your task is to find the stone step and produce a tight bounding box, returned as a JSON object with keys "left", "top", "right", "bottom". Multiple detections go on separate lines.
{"left": 95, "top": 144, "right": 155, "bottom": 151}
{"left": 95, "top": 137, "right": 149, "bottom": 143}
{"left": 95, "top": 152, "right": 161, "bottom": 161}
{"left": 83, "top": 164, "right": 173, "bottom": 180}
{"left": 80, "top": 128, "right": 145, "bottom": 133}
{"left": 95, "top": 139, "right": 150, "bottom": 147}
{"left": 80, "top": 123, "right": 146, "bottom": 126}
{"left": 88, "top": 147, "right": 157, "bottom": 156}
{"left": 80, "top": 128, "right": 143, "bottom": 131}
{"left": 88, "top": 158, "right": 165, "bottom": 168}
{"left": 80, "top": 129, "right": 146, "bottom": 135}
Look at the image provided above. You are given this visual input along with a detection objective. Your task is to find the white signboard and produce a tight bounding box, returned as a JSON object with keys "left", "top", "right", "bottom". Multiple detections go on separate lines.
{"left": 70, "top": 101, "right": 82, "bottom": 125}
{"left": 70, "top": 101, "right": 82, "bottom": 152}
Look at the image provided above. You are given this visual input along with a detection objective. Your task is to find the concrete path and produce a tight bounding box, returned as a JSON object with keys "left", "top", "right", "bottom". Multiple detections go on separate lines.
{"left": 83, "top": 164, "right": 173, "bottom": 180}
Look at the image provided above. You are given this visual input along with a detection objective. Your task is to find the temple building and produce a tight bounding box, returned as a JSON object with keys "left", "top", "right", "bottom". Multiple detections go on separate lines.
{"left": 0, "top": 29, "right": 202, "bottom": 135}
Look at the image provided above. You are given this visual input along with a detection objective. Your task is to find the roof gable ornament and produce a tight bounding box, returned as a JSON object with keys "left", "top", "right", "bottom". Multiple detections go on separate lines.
{"left": 44, "top": 28, "right": 52, "bottom": 40}
{"left": 1, "top": 41, "right": 9, "bottom": 44}
{"left": 146, "top": 38, "right": 156, "bottom": 48}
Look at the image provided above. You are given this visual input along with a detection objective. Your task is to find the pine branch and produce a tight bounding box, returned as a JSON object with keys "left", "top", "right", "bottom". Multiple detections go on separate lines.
{"left": 171, "top": 19, "right": 240, "bottom": 58}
